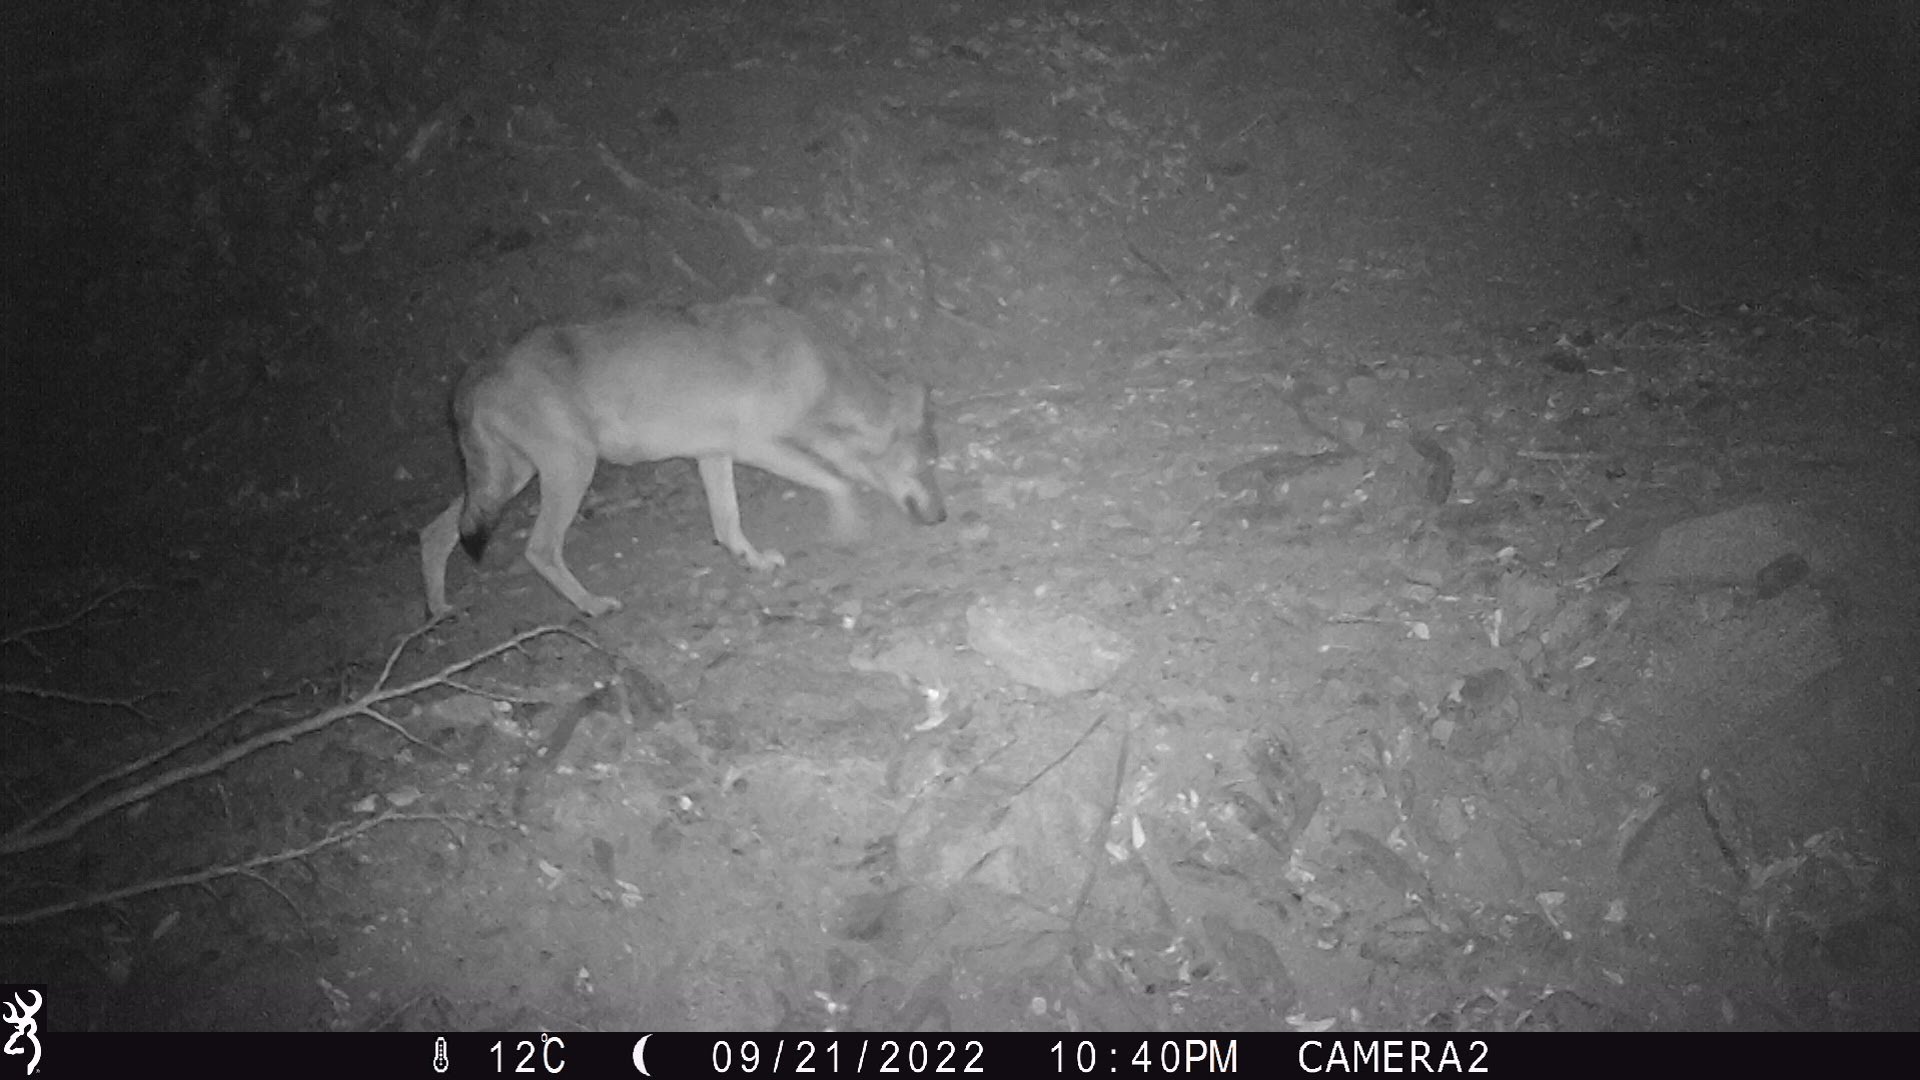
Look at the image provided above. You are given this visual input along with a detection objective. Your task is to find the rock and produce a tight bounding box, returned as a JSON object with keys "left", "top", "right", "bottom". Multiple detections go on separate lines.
{"left": 964, "top": 601, "right": 1132, "bottom": 695}
{"left": 1617, "top": 503, "right": 1827, "bottom": 588}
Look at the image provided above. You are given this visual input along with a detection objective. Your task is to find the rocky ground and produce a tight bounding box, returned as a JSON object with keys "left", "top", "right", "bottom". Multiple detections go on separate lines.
{"left": 3, "top": 0, "right": 1916, "bottom": 1031}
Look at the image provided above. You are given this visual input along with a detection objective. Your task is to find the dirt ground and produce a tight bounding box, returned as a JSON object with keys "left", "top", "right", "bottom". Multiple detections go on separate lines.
{"left": 4, "top": 0, "right": 1917, "bottom": 1033}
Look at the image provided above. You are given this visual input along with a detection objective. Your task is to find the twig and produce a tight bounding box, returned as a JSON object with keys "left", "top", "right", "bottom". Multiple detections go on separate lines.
{"left": 1218, "top": 112, "right": 1269, "bottom": 148}
{"left": 359, "top": 992, "right": 434, "bottom": 1033}
{"left": 668, "top": 249, "right": 717, "bottom": 290}
{"left": 0, "top": 684, "right": 167, "bottom": 724}
{"left": 932, "top": 303, "right": 1001, "bottom": 343}
{"left": 441, "top": 679, "right": 549, "bottom": 705}
{"left": 0, "top": 811, "right": 468, "bottom": 926}
{"left": 374, "top": 620, "right": 443, "bottom": 693}
{"left": 1516, "top": 449, "right": 1605, "bottom": 462}
{"left": 1068, "top": 720, "right": 1131, "bottom": 928}
{"left": 546, "top": 208, "right": 651, "bottom": 230}
{"left": 3, "top": 583, "right": 152, "bottom": 664}
{"left": 231, "top": 866, "right": 313, "bottom": 953}
{"left": 596, "top": 142, "right": 772, "bottom": 250}
{"left": 3, "top": 584, "right": 162, "bottom": 722}
{"left": 1123, "top": 241, "right": 1192, "bottom": 307}
{"left": 1010, "top": 712, "right": 1114, "bottom": 800}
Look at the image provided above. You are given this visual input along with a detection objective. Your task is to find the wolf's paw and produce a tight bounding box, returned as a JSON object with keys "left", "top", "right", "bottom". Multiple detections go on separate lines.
{"left": 578, "top": 594, "right": 624, "bottom": 617}
{"left": 742, "top": 547, "right": 787, "bottom": 572}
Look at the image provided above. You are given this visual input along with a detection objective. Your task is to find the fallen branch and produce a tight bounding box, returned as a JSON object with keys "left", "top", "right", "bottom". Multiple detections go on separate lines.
{"left": 0, "top": 623, "right": 584, "bottom": 858}
{"left": 7, "top": 689, "right": 296, "bottom": 841}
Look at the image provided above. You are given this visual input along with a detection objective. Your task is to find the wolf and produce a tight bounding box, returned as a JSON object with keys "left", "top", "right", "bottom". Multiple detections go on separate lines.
{"left": 420, "top": 298, "right": 946, "bottom": 617}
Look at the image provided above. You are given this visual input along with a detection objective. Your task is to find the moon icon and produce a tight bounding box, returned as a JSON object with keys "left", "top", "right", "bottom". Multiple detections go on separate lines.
{"left": 633, "top": 1034, "right": 652, "bottom": 1076}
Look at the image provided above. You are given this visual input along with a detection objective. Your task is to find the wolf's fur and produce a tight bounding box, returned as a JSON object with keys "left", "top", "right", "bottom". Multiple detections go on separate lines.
{"left": 420, "top": 298, "right": 946, "bottom": 617}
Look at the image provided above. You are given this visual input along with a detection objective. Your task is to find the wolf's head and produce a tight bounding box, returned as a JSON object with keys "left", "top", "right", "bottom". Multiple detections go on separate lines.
{"left": 806, "top": 375, "right": 949, "bottom": 529}
{"left": 872, "top": 380, "right": 947, "bottom": 526}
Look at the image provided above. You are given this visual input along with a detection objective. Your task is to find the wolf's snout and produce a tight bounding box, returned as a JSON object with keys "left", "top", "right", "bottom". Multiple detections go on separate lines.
{"left": 906, "top": 483, "right": 947, "bottom": 526}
